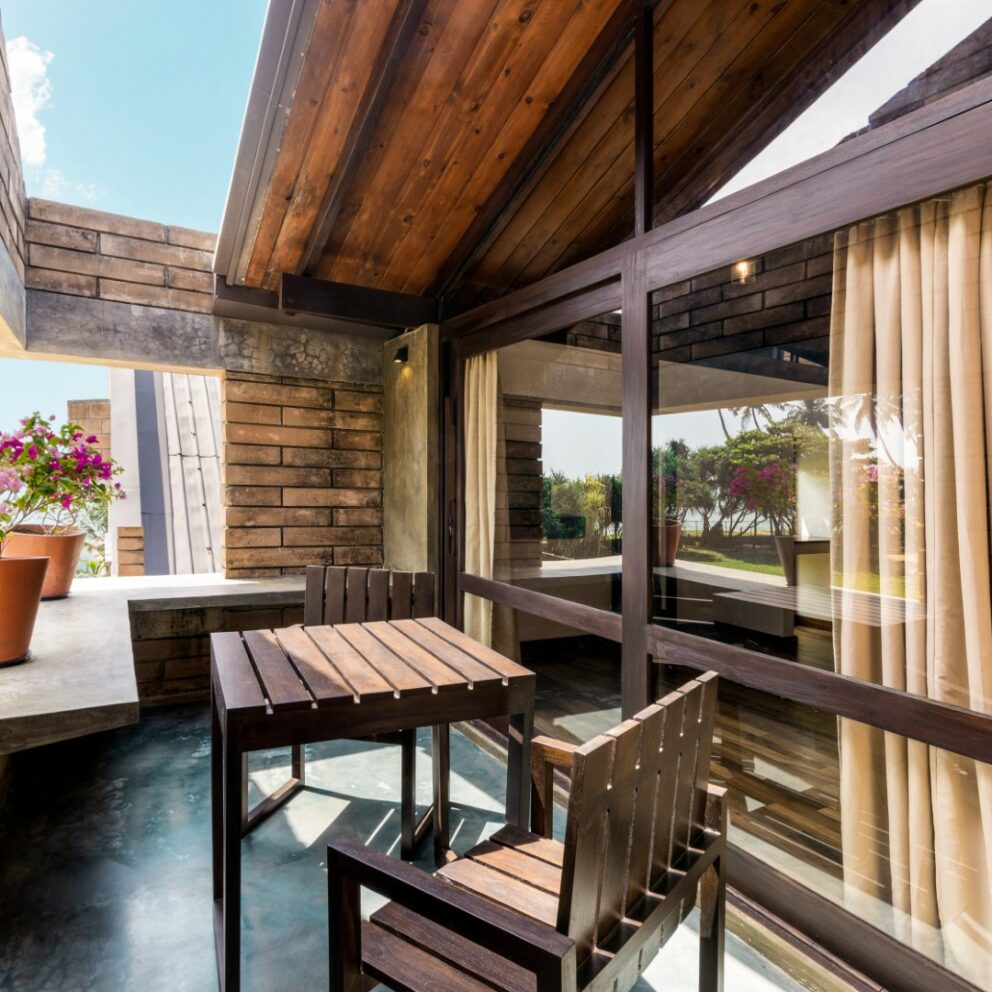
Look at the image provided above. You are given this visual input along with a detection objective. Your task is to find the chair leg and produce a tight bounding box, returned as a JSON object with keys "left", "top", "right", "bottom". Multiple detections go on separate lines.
{"left": 698, "top": 852, "right": 726, "bottom": 992}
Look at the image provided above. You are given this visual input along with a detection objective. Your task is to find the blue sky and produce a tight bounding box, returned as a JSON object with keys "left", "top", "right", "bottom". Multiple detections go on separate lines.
{"left": 1, "top": 0, "right": 989, "bottom": 445}
{"left": 0, "top": 0, "right": 266, "bottom": 429}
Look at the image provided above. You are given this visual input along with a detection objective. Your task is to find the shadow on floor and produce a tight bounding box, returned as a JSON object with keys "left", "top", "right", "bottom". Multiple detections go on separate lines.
{"left": 0, "top": 704, "right": 803, "bottom": 992}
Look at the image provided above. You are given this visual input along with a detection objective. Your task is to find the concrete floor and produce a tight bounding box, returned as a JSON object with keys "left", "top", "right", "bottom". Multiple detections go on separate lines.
{"left": 0, "top": 705, "right": 805, "bottom": 992}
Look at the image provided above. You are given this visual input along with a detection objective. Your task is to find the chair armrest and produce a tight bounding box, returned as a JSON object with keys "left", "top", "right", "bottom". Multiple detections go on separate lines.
{"left": 327, "top": 839, "right": 576, "bottom": 992}
{"left": 530, "top": 736, "right": 576, "bottom": 838}
{"left": 704, "top": 783, "right": 728, "bottom": 835}
{"left": 532, "top": 735, "right": 577, "bottom": 771}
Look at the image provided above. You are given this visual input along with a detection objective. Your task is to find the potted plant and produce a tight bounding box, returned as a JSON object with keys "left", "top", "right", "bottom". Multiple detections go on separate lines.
{"left": 0, "top": 467, "right": 49, "bottom": 665}
{"left": 654, "top": 441, "right": 686, "bottom": 566}
{"left": 1, "top": 413, "right": 125, "bottom": 599}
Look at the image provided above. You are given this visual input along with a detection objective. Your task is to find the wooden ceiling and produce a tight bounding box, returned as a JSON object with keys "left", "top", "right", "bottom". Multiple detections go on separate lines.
{"left": 224, "top": 0, "right": 918, "bottom": 313}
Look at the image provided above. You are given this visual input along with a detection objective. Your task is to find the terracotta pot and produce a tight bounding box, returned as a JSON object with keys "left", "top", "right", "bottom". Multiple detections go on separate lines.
{"left": 0, "top": 555, "right": 49, "bottom": 666}
{"left": 4, "top": 526, "right": 86, "bottom": 599}
{"left": 661, "top": 518, "right": 682, "bottom": 566}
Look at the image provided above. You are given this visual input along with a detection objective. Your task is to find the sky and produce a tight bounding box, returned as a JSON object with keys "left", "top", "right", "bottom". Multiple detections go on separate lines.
{"left": 0, "top": 0, "right": 989, "bottom": 444}
{"left": 0, "top": 0, "right": 266, "bottom": 429}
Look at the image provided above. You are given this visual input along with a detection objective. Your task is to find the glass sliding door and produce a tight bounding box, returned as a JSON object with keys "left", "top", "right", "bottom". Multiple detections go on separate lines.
{"left": 461, "top": 311, "right": 624, "bottom": 649}
{"left": 649, "top": 179, "right": 992, "bottom": 989}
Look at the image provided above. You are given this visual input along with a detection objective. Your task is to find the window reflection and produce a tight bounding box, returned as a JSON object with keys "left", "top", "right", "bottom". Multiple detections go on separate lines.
{"left": 651, "top": 179, "right": 992, "bottom": 988}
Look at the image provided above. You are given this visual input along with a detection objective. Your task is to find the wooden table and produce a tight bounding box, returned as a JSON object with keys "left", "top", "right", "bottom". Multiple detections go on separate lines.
{"left": 210, "top": 616, "right": 536, "bottom": 992}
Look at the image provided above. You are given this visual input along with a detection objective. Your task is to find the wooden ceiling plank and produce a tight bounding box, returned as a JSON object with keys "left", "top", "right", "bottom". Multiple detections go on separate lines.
{"left": 242, "top": 0, "right": 355, "bottom": 287}
{"left": 311, "top": 0, "right": 460, "bottom": 281}
{"left": 470, "top": 0, "right": 752, "bottom": 297}
{"left": 513, "top": 2, "right": 802, "bottom": 285}
{"left": 299, "top": 0, "right": 433, "bottom": 278}
{"left": 428, "top": 2, "right": 643, "bottom": 303}
{"left": 553, "top": 0, "right": 856, "bottom": 273}
{"left": 652, "top": 0, "right": 923, "bottom": 226}
{"left": 338, "top": 0, "right": 549, "bottom": 292}
{"left": 262, "top": 0, "right": 406, "bottom": 287}
{"left": 318, "top": 0, "right": 506, "bottom": 288}
{"left": 386, "top": 0, "right": 634, "bottom": 296}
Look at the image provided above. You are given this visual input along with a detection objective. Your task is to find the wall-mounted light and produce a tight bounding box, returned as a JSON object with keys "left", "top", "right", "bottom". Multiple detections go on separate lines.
{"left": 732, "top": 259, "right": 757, "bottom": 285}
{"left": 392, "top": 346, "right": 409, "bottom": 364}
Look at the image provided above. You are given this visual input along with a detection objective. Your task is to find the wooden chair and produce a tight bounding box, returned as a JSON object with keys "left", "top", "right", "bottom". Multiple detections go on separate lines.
{"left": 245, "top": 566, "right": 444, "bottom": 861}
{"left": 328, "top": 672, "right": 726, "bottom": 992}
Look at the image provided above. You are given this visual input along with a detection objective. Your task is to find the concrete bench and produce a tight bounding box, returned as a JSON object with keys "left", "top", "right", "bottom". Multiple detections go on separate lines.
{"left": 0, "top": 573, "right": 305, "bottom": 755}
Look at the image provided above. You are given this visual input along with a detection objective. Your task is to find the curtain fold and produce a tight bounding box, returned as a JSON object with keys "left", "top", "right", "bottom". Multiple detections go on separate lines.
{"left": 830, "top": 182, "right": 992, "bottom": 986}
{"left": 463, "top": 352, "right": 498, "bottom": 647}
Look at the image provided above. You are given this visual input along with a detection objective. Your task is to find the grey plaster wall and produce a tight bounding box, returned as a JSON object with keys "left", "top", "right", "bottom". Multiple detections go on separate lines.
{"left": 383, "top": 324, "right": 439, "bottom": 579}
{"left": 21, "top": 290, "right": 383, "bottom": 384}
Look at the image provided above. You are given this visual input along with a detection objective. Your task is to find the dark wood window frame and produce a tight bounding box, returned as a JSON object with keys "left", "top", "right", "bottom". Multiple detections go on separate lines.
{"left": 441, "top": 72, "right": 992, "bottom": 992}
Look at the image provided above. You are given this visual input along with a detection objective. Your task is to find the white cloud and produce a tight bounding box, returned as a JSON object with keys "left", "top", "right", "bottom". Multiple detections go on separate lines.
{"left": 40, "top": 167, "right": 97, "bottom": 203}
{"left": 5, "top": 35, "right": 53, "bottom": 168}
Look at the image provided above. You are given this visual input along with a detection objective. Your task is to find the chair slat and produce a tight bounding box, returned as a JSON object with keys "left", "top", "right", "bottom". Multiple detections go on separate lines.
{"left": 596, "top": 719, "right": 642, "bottom": 943}
{"left": 463, "top": 839, "right": 562, "bottom": 895}
{"left": 669, "top": 681, "right": 705, "bottom": 869}
{"left": 556, "top": 734, "right": 614, "bottom": 959}
{"left": 412, "top": 571, "right": 434, "bottom": 618}
{"left": 439, "top": 859, "right": 559, "bottom": 927}
{"left": 650, "top": 689, "right": 689, "bottom": 882}
{"left": 368, "top": 569, "right": 390, "bottom": 621}
{"left": 624, "top": 704, "right": 665, "bottom": 914}
{"left": 323, "top": 567, "right": 347, "bottom": 625}
{"left": 391, "top": 571, "right": 413, "bottom": 619}
{"left": 689, "top": 672, "right": 719, "bottom": 842}
{"left": 345, "top": 567, "right": 369, "bottom": 623}
{"left": 489, "top": 825, "right": 566, "bottom": 869}
{"left": 304, "top": 565, "right": 325, "bottom": 626}
{"left": 242, "top": 629, "right": 312, "bottom": 711}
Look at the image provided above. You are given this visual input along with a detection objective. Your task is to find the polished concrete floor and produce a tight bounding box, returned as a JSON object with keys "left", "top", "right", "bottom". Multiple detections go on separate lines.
{"left": 0, "top": 704, "right": 804, "bottom": 992}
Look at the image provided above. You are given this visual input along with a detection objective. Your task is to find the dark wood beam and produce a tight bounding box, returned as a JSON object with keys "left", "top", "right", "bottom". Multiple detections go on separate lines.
{"left": 431, "top": 0, "right": 651, "bottom": 305}
{"left": 280, "top": 273, "right": 438, "bottom": 329}
{"left": 633, "top": 5, "right": 653, "bottom": 237}
{"left": 299, "top": 0, "right": 430, "bottom": 277}
{"left": 212, "top": 275, "right": 396, "bottom": 339}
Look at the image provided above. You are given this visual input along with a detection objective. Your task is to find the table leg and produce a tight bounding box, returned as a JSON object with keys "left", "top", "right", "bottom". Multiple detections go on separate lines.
{"left": 217, "top": 724, "right": 245, "bottom": 992}
{"left": 399, "top": 728, "right": 416, "bottom": 859}
{"left": 506, "top": 706, "right": 534, "bottom": 830}
{"left": 211, "top": 685, "right": 222, "bottom": 904}
{"left": 432, "top": 724, "right": 450, "bottom": 865}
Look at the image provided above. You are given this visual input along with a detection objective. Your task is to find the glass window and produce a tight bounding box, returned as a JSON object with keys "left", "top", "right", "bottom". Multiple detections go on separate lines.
{"left": 463, "top": 312, "right": 623, "bottom": 640}
{"left": 655, "top": 666, "right": 992, "bottom": 988}
{"left": 651, "top": 179, "right": 992, "bottom": 717}
{"left": 651, "top": 178, "right": 992, "bottom": 988}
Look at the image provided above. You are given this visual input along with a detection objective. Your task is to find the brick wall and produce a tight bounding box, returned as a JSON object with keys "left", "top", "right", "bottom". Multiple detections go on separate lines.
{"left": 116, "top": 526, "right": 144, "bottom": 577}
{"left": 222, "top": 371, "right": 384, "bottom": 577}
{"left": 67, "top": 398, "right": 111, "bottom": 453}
{"left": 0, "top": 27, "right": 25, "bottom": 280}
{"left": 129, "top": 600, "right": 304, "bottom": 705}
{"left": 25, "top": 199, "right": 215, "bottom": 312}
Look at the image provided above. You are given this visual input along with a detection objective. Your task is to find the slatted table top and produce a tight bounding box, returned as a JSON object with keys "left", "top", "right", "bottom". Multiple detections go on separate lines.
{"left": 211, "top": 617, "right": 533, "bottom": 716}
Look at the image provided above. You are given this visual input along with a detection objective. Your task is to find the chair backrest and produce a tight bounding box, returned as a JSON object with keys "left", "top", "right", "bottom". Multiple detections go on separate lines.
{"left": 556, "top": 673, "right": 718, "bottom": 964}
{"left": 304, "top": 566, "right": 435, "bottom": 625}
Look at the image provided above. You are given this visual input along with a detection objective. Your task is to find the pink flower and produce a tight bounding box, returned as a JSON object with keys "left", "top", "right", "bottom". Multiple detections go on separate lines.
{"left": 85, "top": 435, "right": 99, "bottom": 444}
{"left": 27, "top": 445, "right": 38, "bottom": 460}
{"left": 0, "top": 467, "right": 22, "bottom": 493}
{"left": 60, "top": 495, "right": 73, "bottom": 510}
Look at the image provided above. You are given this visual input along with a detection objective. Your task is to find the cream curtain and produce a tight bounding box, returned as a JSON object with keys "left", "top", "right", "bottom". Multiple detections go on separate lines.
{"left": 829, "top": 182, "right": 992, "bottom": 986}
{"left": 463, "top": 352, "right": 498, "bottom": 646}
